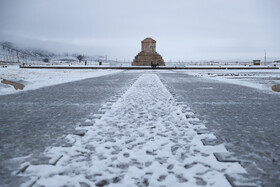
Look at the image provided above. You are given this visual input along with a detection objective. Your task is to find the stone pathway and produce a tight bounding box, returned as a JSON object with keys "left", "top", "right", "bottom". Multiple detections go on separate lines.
{"left": 19, "top": 74, "right": 248, "bottom": 187}
{"left": 159, "top": 72, "right": 280, "bottom": 186}
{"left": 0, "top": 72, "right": 139, "bottom": 187}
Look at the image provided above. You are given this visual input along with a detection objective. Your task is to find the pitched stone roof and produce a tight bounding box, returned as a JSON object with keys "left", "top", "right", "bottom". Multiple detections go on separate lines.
{"left": 142, "top": 37, "right": 156, "bottom": 43}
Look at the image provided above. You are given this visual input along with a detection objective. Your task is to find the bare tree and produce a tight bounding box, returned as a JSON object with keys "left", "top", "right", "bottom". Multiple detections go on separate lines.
{"left": 43, "top": 58, "right": 49, "bottom": 63}
{"left": 77, "top": 55, "right": 84, "bottom": 63}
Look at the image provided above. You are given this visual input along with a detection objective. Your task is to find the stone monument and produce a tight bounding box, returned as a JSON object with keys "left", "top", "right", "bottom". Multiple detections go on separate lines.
{"left": 132, "top": 38, "right": 165, "bottom": 66}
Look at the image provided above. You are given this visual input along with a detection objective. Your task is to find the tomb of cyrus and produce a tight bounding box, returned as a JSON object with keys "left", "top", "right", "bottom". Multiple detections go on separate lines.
{"left": 132, "top": 38, "right": 165, "bottom": 66}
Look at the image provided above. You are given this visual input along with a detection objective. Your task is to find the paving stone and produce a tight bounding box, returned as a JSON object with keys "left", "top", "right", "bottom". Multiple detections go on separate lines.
{"left": 79, "top": 123, "right": 93, "bottom": 127}
{"left": 23, "top": 176, "right": 40, "bottom": 187}
{"left": 49, "top": 155, "right": 63, "bottom": 166}
{"left": 29, "top": 154, "right": 63, "bottom": 166}
{"left": 97, "top": 110, "right": 106, "bottom": 114}
{"left": 62, "top": 136, "right": 76, "bottom": 147}
{"left": 74, "top": 130, "right": 88, "bottom": 136}
{"left": 214, "top": 152, "right": 240, "bottom": 163}
{"left": 225, "top": 174, "right": 257, "bottom": 187}
{"left": 107, "top": 99, "right": 118, "bottom": 103}
{"left": 186, "top": 114, "right": 195, "bottom": 119}
{"left": 62, "top": 142, "right": 75, "bottom": 147}
{"left": 91, "top": 115, "right": 102, "bottom": 119}
{"left": 101, "top": 106, "right": 112, "bottom": 110}
{"left": 195, "top": 129, "right": 210, "bottom": 135}
{"left": 189, "top": 121, "right": 202, "bottom": 126}
{"left": 181, "top": 108, "right": 190, "bottom": 113}
{"left": 201, "top": 138, "right": 222, "bottom": 146}
{"left": 105, "top": 103, "right": 113, "bottom": 106}
{"left": 30, "top": 156, "right": 51, "bottom": 165}
{"left": 188, "top": 117, "right": 200, "bottom": 122}
{"left": 16, "top": 164, "right": 29, "bottom": 175}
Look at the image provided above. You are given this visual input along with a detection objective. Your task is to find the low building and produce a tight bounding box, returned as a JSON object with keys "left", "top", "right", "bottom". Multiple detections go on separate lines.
{"left": 253, "top": 60, "right": 261, "bottom": 65}
{"left": 132, "top": 38, "right": 165, "bottom": 66}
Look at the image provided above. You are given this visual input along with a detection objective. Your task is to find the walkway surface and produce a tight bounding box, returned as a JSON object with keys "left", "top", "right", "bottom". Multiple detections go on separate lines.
{"left": 1, "top": 71, "right": 279, "bottom": 186}
{"left": 0, "top": 72, "right": 140, "bottom": 186}
{"left": 19, "top": 74, "right": 245, "bottom": 187}
{"left": 159, "top": 71, "right": 280, "bottom": 187}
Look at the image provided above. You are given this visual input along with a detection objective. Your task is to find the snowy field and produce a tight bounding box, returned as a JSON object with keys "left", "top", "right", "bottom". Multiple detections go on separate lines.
{"left": 0, "top": 65, "right": 122, "bottom": 95}
{"left": 1, "top": 66, "right": 279, "bottom": 96}
{"left": 183, "top": 69, "right": 280, "bottom": 94}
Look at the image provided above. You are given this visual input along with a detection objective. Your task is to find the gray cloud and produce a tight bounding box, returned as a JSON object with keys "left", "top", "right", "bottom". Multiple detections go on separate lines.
{"left": 0, "top": 0, "right": 279, "bottom": 61}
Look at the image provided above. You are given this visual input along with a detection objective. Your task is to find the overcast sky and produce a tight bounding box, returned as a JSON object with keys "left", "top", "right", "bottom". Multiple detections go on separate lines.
{"left": 0, "top": 0, "right": 279, "bottom": 61}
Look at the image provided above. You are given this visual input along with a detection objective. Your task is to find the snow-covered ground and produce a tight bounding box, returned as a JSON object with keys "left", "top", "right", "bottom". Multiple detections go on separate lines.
{"left": 183, "top": 69, "right": 280, "bottom": 93}
{"left": 1, "top": 65, "right": 279, "bottom": 96}
{"left": 19, "top": 74, "right": 247, "bottom": 187}
{"left": 1, "top": 67, "right": 279, "bottom": 186}
{"left": 0, "top": 65, "right": 122, "bottom": 95}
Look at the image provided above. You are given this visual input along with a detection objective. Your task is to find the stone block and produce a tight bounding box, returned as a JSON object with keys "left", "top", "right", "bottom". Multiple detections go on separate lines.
{"left": 225, "top": 173, "right": 257, "bottom": 187}
{"left": 16, "top": 164, "right": 29, "bottom": 175}
{"left": 214, "top": 152, "right": 240, "bottom": 163}
{"left": 74, "top": 130, "right": 87, "bottom": 136}
{"left": 189, "top": 121, "right": 202, "bottom": 126}
{"left": 49, "top": 155, "right": 63, "bottom": 166}
{"left": 201, "top": 138, "right": 222, "bottom": 146}
{"left": 91, "top": 115, "right": 102, "bottom": 119}
{"left": 195, "top": 128, "right": 209, "bottom": 135}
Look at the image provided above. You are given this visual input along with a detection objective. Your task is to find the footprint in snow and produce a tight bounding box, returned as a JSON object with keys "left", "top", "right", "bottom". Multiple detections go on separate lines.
{"left": 157, "top": 175, "right": 167, "bottom": 182}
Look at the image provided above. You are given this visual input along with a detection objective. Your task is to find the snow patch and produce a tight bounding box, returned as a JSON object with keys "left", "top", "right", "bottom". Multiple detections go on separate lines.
{"left": 0, "top": 65, "right": 122, "bottom": 95}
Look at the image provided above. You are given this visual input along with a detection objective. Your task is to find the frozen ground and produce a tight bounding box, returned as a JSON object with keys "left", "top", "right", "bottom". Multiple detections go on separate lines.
{"left": 0, "top": 65, "right": 122, "bottom": 95}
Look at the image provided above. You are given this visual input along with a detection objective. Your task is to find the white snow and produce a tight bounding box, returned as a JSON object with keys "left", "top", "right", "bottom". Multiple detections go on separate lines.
{"left": 183, "top": 69, "right": 280, "bottom": 93}
{"left": 20, "top": 74, "right": 246, "bottom": 187}
{"left": 0, "top": 65, "right": 122, "bottom": 95}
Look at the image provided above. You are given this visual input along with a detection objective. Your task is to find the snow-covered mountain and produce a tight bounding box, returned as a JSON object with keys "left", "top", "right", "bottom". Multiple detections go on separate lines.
{"left": 0, "top": 41, "right": 104, "bottom": 64}
{"left": 0, "top": 41, "right": 56, "bottom": 58}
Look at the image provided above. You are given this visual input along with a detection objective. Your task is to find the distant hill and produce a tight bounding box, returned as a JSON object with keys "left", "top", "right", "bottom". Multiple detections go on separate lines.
{"left": 0, "top": 41, "right": 105, "bottom": 64}
{"left": 0, "top": 41, "right": 56, "bottom": 60}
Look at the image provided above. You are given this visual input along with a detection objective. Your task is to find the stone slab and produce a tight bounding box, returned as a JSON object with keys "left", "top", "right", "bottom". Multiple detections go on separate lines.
{"left": 91, "top": 115, "right": 102, "bottom": 119}
{"left": 225, "top": 174, "right": 257, "bottom": 187}
{"left": 23, "top": 176, "right": 40, "bottom": 187}
{"left": 195, "top": 129, "right": 210, "bottom": 135}
{"left": 73, "top": 130, "right": 88, "bottom": 136}
{"left": 201, "top": 138, "right": 222, "bottom": 146}
{"left": 189, "top": 121, "right": 203, "bottom": 126}
{"left": 30, "top": 156, "right": 51, "bottom": 165}
{"left": 16, "top": 164, "right": 29, "bottom": 175}
{"left": 214, "top": 152, "right": 240, "bottom": 163}
{"left": 49, "top": 155, "right": 63, "bottom": 166}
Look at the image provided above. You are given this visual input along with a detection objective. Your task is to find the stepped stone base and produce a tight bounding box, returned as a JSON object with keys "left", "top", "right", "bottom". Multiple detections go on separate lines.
{"left": 132, "top": 51, "right": 165, "bottom": 66}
